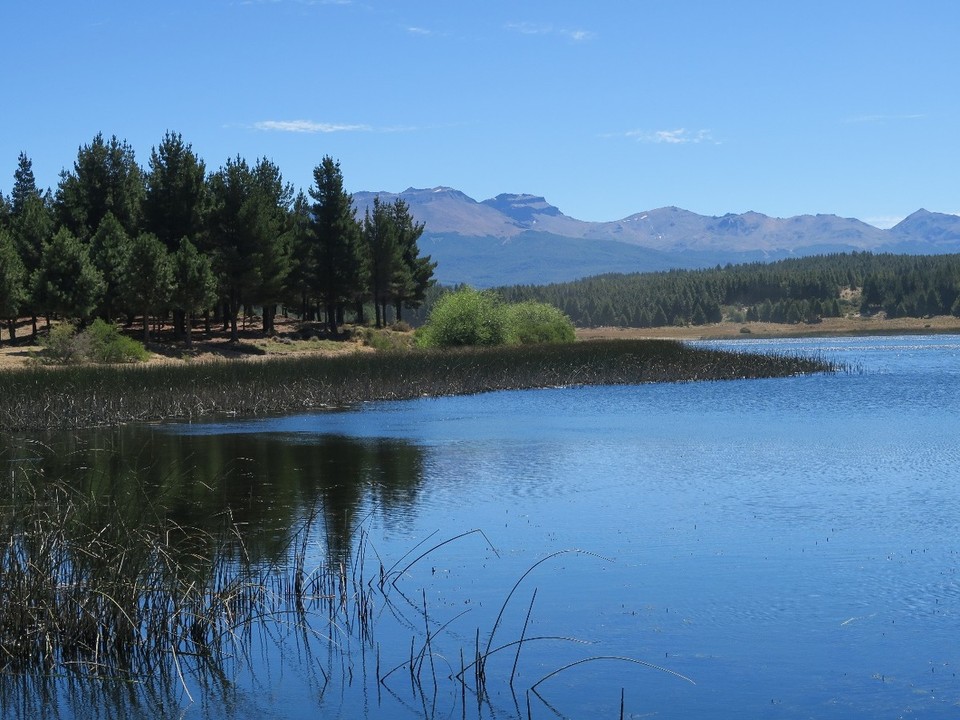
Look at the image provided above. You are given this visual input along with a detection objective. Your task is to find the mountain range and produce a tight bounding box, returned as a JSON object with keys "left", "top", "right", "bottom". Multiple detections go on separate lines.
{"left": 352, "top": 187, "right": 960, "bottom": 287}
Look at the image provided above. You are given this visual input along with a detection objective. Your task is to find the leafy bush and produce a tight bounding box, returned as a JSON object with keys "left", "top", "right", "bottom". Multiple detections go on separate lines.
{"left": 502, "top": 301, "right": 575, "bottom": 345}
{"left": 38, "top": 323, "right": 89, "bottom": 364}
{"left": 84, "top": 319, "right": 149, "bottom": 363}
{"left": 416, "top": 287, "right": 507, "bottom": 348}
{"left": 38, "top": 320, "right": 147, "bottom": 364}
{"left": 417, "top": 289, "right": 575, "bottom": 348}
{"left": 358, "top": 326, "right": 414, "bottom": 351}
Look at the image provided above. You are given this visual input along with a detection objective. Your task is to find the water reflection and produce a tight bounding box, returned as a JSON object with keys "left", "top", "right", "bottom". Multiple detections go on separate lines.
{"left": 0, "top": 429, "right": 430, "bottom": 720}
{"left": 2, "top": 428, "right": 426, "bottom": 564}
{"left": 5, "top": 336, "right": 960, "bottom": 719}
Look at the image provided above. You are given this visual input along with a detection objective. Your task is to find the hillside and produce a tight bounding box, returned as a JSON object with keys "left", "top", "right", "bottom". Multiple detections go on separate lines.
{"left": 352, "top": 188, "right": 960, "bottom": 286}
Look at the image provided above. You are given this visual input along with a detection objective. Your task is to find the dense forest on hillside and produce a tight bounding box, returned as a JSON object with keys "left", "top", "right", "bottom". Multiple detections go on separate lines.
{"left": 0, "top": 132, "right": 435, "bottom": 343}
{"left": 492, "top": 253, "right": 960, "bottom": 328}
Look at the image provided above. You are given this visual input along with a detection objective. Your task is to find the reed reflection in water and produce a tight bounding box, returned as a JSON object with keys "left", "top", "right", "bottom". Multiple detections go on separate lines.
{"left": 0, "top": 431, "right": 431, "bottom": 719}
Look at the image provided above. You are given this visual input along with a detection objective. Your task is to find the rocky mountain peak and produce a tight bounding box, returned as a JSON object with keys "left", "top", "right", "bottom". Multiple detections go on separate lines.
{"left": 481, "top": 193, "right": 564, "bottom": 223}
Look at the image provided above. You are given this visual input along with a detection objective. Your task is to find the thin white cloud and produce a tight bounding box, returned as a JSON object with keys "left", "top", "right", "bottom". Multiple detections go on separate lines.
{"left": 253, "top": 119, "right": 426, "bottom": 134}
{"left": 625, "top": 128, "right": 715, "bottom": 145}
{"left": 376, "top": 124, "right": 420, "bottom": 133}
{"left": 842, "top": 113, "right": 926, "bottom": 124}
{"left": 506, "top": 21, "right": 551, "bottom": 35}
{"left": 405, "top": 26, "right": 433, "bottom": 36}
{"left": 564, "top": 29, "right": 595, "bottom": 42}
{"left": 254, "top": 120, "right": 371, "bottom": 133}
{"left": 240, "top": 0, "right": 352, "bottom": 6}
{"left": 505, "top": 22, "right": 595, "bottom": 42}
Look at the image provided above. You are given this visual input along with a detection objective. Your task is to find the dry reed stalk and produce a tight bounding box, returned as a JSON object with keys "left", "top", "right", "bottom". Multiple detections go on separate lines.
{"left": 0, "top": 340, "right": 836, "bottom": 431}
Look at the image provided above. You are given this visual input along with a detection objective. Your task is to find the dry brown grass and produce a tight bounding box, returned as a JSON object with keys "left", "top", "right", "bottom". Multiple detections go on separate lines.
{"left": 3, "top": 313, "right": 959, "bottom": 371}
{"left": 576, "top": 314, "right": 960, "bottom": 342}
{"left": 0, "top": 317, "right": 377, "bottom": 371}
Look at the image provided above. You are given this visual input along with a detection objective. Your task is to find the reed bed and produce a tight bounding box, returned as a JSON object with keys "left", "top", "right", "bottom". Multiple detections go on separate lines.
{"left": 0, "top": 461, "right": 393, "bottom": 717}
{"left": 0, "top": 455, "right": 698, "bottom": 718}
{"left": 0, "top": 340, "right": 835, "bottom": 431}
{"left": 0, "top": 470, "right": 315, "bottom": 684}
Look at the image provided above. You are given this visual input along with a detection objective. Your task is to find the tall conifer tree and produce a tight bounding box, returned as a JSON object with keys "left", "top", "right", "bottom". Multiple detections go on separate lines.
{"left": 9, "top": 157, "right": 54, "bottom": 336}
{"left": 389, "top": 198, "right": 435, "bottom": 323}
{"left": 143, "top": 131, "right": 208, "bottom": 251}
{"left": 33, "top": 228, "right": 104, "bottom": 322}
{"left": 56, "top": 133, "right": 144, "bottom": 240}
{"left": 363, "top": 197, "right": 400, "bottom": 328}
{"left": 0, "top": 227, "right": 26, "bottom": 341}
{"left": 308, "top": 156, "right": 362, "bottom": 334}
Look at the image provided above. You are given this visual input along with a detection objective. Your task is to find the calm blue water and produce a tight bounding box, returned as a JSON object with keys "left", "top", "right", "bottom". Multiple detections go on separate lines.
{"left": 157, "top": 334, "right": 960, "bottom": 719}
{"left": 9, "top": 335, "right": 958, "bottom": 719}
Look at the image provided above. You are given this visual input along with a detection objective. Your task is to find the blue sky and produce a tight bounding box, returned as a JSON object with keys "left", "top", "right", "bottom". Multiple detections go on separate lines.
{"left": 2, "top": 1, "right": 957, "bottom": 228}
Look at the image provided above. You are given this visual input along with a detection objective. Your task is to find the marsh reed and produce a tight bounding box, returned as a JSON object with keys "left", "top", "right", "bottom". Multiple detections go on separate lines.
{"left": 0, "top": 451, "right": 697, "bottom": 718}
{"left": 0, "top": 461, "right": 381, "bottom": 692}
{"left": 0, "top": 339, "right": 835, "bottom": 431}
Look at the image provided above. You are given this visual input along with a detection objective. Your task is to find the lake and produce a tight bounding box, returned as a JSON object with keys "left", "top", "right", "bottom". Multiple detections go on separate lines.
{"left": 3, "top": 334, "right": 960, "bottom": 719}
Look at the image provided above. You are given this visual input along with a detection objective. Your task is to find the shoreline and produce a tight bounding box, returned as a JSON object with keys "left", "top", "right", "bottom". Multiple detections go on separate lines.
{"left": 2, "top": 315, "right": 958, "bottom": 372}
{"left": 0, "top": 340, "right": 833, "bottom": 431}
{"left": 575, "top": 315, "right": 960, "bottom": 342}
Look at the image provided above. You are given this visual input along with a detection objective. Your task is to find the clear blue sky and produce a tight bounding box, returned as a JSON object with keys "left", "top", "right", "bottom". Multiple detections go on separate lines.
{"left": 2, "top": 1, "right": 957, "bottom": 228}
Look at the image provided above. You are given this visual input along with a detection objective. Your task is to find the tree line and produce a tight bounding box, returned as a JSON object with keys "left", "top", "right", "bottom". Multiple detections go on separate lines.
{"left": 492, "top": 252, "right": 960, "bottom": 328}
{"left": 0, "top": 132, "right": 435, "bottom": 344}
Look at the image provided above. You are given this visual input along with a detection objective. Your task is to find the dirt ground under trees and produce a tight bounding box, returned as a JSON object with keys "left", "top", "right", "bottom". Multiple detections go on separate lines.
{"left": 2, "top": 314, "right": 960, "bottom": 371}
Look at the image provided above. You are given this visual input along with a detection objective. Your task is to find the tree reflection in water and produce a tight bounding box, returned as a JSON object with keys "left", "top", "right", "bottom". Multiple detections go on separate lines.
{"left": 0, "top": 428, "right": 427, "bottom": 720}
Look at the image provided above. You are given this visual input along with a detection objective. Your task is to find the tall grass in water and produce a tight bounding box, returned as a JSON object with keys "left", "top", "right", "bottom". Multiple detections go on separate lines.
{"left": 0, "top": 339, "right": 835, "bottom": 430}
{"left": 0, "top": 460, "right": 369, "bottom": 695}
{"left": 0, "top": 451, "right": 697, "bottom": 719}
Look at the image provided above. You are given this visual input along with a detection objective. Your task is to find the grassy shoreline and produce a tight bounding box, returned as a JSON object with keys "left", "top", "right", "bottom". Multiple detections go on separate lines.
{"left": 0, "top": 339, "right": 834, "bottom": 431}
{"left": 576, "top": 314, "right": 960, "bottom": 342}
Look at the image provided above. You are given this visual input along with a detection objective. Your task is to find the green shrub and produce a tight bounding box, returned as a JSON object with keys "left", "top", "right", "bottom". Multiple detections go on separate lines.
{"left": 417, "top": 287, "right": 507, "bottom": 348}
{"left": 38, "top": 320, "right": 147, "bottom": 364}
{"left": 502, "top": 301, "right": 575, "bottom": 345}
{"left": 85, "top": 319, "right": 149, "bottom": 363}
{"left": 417, "top": 290, "right": 577, "bottom": 348}
{"left": 358, "top": 326, "right": 413, "bottom": 352}
{"left": 724, "top": 306, "right": 747, "bottom": 323}
{"left": 38, "top": 323, "right": 89, "bottom": 364}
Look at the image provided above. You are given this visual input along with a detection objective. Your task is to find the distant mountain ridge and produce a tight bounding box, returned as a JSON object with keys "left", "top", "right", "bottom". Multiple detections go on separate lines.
{"left": 351, "top": 187, "right": 960, "bottom": 286}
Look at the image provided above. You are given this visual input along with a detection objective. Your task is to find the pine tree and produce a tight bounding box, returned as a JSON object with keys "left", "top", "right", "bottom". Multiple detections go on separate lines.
{"left": 121, "top": 233, "right": 173, "bottom": 342}
{"left": 363, "top": 197, "right": 401, "bottom": 328}
{"left": 691, "top": 302, "right": 707, "bottom": 325}
{"left": 285, "top": 191, "right": 315, "bottom": 319}
{"left": 56, "top": 133, "right": 144, "bottom": 240}
{"left": 389, "top": 198, "right": 435, "bottom": 324}
{"left": 142, "top": 132, "right": 209, "bottom": 338}
{"left": 652, "top": 305, "right": 668, "bottom": 327}
{"left": 0, "top": 227, "right": 27, "bottom": 341}
{"left": 207, "top": 157, "right": 292, "bottom": 339}
{"left": 208, "top": 157, "right": 262, "bottom": 341}
{"left": 33, "top": 228, "right": 104, "bottom": 322}
{"left": 9, "top": 192, "right": 54, "bottom": 335}
{"left": 90, "top": 213, "right": 132, "bottom": 321}
{"left": 308, "top": 156, "right": 362, "bottom": 334}
{"left": 0, "top": 192, "right": 10, "bottom": 230}
{"left": 251, "top": 158, "right": 293, "bottom": 334}
{"left": 11, "top": 152, "right": 40, "bottom": 217}
{"left": 170, "top": 238, "right": 216, "bottom": 347}
{"left": 143, "top": 132, "right": 208, "bottom": 251}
